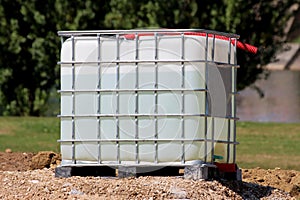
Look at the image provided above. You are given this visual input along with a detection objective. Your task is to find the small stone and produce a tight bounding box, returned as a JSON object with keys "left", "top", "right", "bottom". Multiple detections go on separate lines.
{"left": 62, "top": 183, "right": 72, "bottom": 188}
{"left": 70, "top": 189, "right": 84, "bottom": 195}
{"left": 170, "top": 187, "right": 187, "bottom": 199}
{"left": 43, "top": 187, "right": 50, "bottom": 193}
{"left": 29, "top": 180, "right": 39, "bottom": 184}
{"left": 5, "top": 148, "right": 12, "bottom": 153}
{"left": 257, "top": 178, "right": 264, "bottom": 183}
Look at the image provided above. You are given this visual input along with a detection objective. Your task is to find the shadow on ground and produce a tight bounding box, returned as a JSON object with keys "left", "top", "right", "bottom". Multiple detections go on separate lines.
{"left": 221, "top": 180, "right": 290, "bottom": 199}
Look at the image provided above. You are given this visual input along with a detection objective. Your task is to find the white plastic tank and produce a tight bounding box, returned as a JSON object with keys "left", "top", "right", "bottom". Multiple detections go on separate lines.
{"left": 58, "top": 30, "right": 238, "bottom": 166}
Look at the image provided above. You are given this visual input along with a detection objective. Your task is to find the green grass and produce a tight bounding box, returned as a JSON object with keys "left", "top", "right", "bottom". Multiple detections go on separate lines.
{"left": 0, "top": 117, "right": 299, "bottom": 170}
{"left": 292, "top": 35, "right": 300, "bottom": 43}
{"left": 236, "top": 121, "right": 300, "bottom": 171}
{"left": 0, "top": 117, "right": 60, "bottom": 152}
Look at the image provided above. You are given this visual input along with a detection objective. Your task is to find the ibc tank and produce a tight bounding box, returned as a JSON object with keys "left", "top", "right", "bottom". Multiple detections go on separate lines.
{"left": 58, "top": 29, "right": 239, "bottom": 167}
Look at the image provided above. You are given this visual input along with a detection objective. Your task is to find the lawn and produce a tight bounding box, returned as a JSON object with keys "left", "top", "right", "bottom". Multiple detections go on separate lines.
{"left": 236, "top": 121, "right": 300, "bottom": 171}
{"left": 0, "top": 117, "right": 60, "bottom": 153}
{"left": 293, "top": 35, "right": 300, "bottom": 43}
{"left": 0, "top": 117, "right": 299, "bottom": 170}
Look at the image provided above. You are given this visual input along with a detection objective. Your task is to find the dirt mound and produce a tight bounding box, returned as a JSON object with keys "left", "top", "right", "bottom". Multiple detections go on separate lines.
{"left": 0, "top": 151, "right": 61, "bottom": 171}
{"left": 30, "top": 151, "right": 61, "bottom": 170}
{"left": 242, "top": 168, "right": 300, "bottom": 198}
{"left": 0, "top": 152, "right": 34, "bottom": 171}
{"left": 0, "top": 151, "right": 299, "bottom": 199}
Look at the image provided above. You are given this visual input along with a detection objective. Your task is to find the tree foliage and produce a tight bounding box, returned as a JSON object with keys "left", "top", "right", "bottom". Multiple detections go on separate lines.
{"left": 104, "top": 0, "right": 299, "bottom": 89}
{"left": 0, "top": 0, "right": 108, "bottom": 116}
{"left": 0, "top": 0, "right": 298, "bottom": 115}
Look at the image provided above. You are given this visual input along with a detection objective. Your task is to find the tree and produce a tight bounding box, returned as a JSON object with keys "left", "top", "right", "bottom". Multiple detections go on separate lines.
{"left": 0, "top": 0, "right": 109, "bottom": 116}
{"left": 205, "top": 0, "right": 299, "bottom": 90}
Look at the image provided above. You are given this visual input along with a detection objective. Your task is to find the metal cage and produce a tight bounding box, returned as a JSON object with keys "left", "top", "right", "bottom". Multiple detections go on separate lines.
{"left": 57, "top": 29, "right": 239, "bottom": 169}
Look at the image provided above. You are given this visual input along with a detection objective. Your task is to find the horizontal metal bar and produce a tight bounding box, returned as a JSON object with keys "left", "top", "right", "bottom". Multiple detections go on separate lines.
{"left": 231, "top": 91, "right": 240, "bottom": 95}
{"left": 58, "top": 60, "right": 239, "bottom": 68}
{"left": 59, "top": 88, "right": 207, "bottom": 93}
{"left": 58, "top": 139, "right": 206, "bottom": 143}
{"left": 58, "top": 138, "right": 239, "bottom": 145}
{"left": 60, "top": 162, "right": 215, "bottom": 167}
{"left": 216, "top": 64, "right": 240, "bottom": 68}
{"left": 58, "top": 114, "right": 239, "bottom": 120}
{"left": 225, "top": 116, "right": 240, "bottom": 120}
{"left": 57, "top": 29, "right": 240, "bottom": 38}
{"left": 58, "top": 113, "right": 207, "bottom": 118}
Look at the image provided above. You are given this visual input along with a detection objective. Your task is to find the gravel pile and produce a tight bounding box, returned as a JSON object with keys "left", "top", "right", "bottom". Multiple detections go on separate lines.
{"left": 0, "top": 168, "right": 295, "bottom": 200}
{"left": 0, "top": 152, "right": 298, "bottom": 199}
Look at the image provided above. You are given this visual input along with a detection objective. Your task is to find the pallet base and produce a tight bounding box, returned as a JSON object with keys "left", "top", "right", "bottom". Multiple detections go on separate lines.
{"left": 55, "top": 166, "right": 116, "bottom": 177}
{"left": 55, "top": 164, "right": 242, "bottom": 181}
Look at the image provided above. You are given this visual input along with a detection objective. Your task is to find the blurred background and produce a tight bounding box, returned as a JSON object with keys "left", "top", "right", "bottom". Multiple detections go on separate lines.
{"left": 0, "top": 0, "right": 299, "bottom": 119}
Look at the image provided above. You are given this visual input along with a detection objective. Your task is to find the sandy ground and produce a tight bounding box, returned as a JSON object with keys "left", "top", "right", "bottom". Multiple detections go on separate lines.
{"left": 0, "top": 152, "right": 299, "bottom": 199}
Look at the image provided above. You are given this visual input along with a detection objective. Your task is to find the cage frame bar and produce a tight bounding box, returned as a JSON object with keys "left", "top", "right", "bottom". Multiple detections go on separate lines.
{"left": 116, "top": 34, "right": 120, "bottom": 164}
{"left": 96, "top": 34, "right": 102, "bottom": 164}
{"left": 154, "top": 32, "right": 158, "bottom": 164}
{"left": 204, "top": 33, "right": 209, "bottom": 163}
{"left": 71, "top": 35, "right": 76, "bottom": 164}
{"left": 180, "top": 32, "right": 186, "bottom": 164}
{"left": 58, "top": 29, "right": 240, "bottom": 39}
{"left": 135, "top": 33, "right": 140, "bottom": 164}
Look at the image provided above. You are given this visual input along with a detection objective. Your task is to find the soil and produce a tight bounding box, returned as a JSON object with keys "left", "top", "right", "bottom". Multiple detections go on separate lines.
{"left": 0, "top": 151, "right": 299, "bottom": 199}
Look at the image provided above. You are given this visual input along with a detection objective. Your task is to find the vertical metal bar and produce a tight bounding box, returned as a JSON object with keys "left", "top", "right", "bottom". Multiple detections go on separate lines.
{"left": 154, "top": 32, "right": 158, "bottom": 164}
{"left": 234, "top": 38, "right": 237, "bottom": 65}
{"left": 60, "top": 36, "right": 64, "bottom": 46}
{"left": 226, "top": 37, "right": 232, "bottom": 163}
{"left": 116, "top": 34, "right": 120, "bottom": 164}
{"left": 211, "top": 34, "right": 215, "bottom": 62}
{"left": 226, "top": 118, "right": 231, "bottom": 163}
{"left": 204, "top": 33, "right": 209, "bottom": 163}
{"left": 211, "top": 117, "right": 215, "bottom": 163}
{"left": 180, "top": 32, "right": 185, "bottom": 164}
{"left": 97, "top": 34, "right": 102, "bottom": 164}
{"left": 71, "top": 35, "right": 76, "bottom": 164}
{"left": 232, "top": 38, "right": 237, "bottom": 163}
{"left": 228, "top": 37, "right": 232, "bottom": 64}
{"left": 135, "top": 33, "right": 139, "bottom": 164}
{"left": 210, "top": 34, "right": 216, "bottom": 163}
